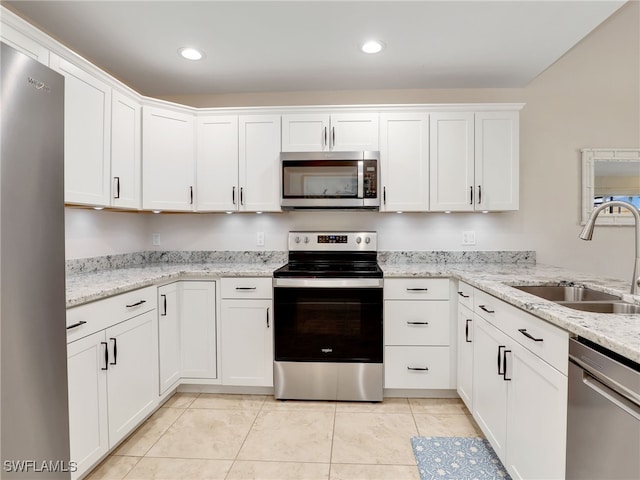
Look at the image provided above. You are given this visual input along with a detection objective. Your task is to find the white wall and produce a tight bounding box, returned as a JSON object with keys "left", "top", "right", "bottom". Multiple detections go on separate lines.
{"left": 64, "top": 2, "right": 639, "bottom": 283}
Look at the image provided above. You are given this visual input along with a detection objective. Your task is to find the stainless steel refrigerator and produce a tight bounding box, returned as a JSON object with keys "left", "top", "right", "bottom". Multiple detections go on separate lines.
{"left": 1, "top": 42, "right": 70, "bottom": 478}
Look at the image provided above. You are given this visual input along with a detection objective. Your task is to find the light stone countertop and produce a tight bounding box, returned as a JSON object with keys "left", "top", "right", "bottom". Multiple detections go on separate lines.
{"left": 66, "top": 260, "right": 640, "bottom": 364}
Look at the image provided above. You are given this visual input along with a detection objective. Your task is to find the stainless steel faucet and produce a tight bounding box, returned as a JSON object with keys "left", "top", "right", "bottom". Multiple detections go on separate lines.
{"left": 579, "top": 200, "right": 640, "bottom": 295}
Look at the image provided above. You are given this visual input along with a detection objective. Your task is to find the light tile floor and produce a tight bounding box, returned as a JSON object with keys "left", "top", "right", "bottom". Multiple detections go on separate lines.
{"left": 86, "top": 393, "right": 483, "bottom": 480}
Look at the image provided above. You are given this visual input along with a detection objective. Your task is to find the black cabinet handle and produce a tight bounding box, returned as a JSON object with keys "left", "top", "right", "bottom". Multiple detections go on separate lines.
{"left": 189, "top": 186, "right": 194, "bottom": 205}
{"left": 518, "top": 328, "right": 544, "bottom": 342}
{"left": 66, "top": 320, "right": 87, "bottom": 330}
{"left": 125, "top": 300, "right": 146, "bottom": 308}
{"left": 478, "top": 185, "right": 482, "bottom": 204}
{"left": 503, "top": 349, "right": 512, "bottom": 381}
{"left": 266, "top": 307, "right": 270, "bottom": 328}
{"left": 479, "top": 305, "right": 495, "bottom": 314}
{"left": 160, "top": 294, "right": 167, "bottom": 316}
{"left": 465, "top": 319, "right": 472, "bottom": 343}
{"left": 332, "top": 126, "right": 335, "bottom": 147}
{"left": 497, "top": 345, "right": 506, "bottom": 375}
{"left": 236, "top": 287, "right": 257, "bottom": 291}
{"left": 470, "top": 186, "right": 473, "bottom": 205}
{"left": 110, "top": 338, "right": 117, "bottom": 365}
{"left": 323, "top": 126, "right": 327, "bottom": 148}
{"left": 232, "top": 186, "right": 236, "bottom": 205}
{"left": 407, "top": 366, "right": 429, "bottom": 371}
{"left": 114, "top": 176, "right": 120, "bottom": 199}
{"left": 407, "top": 321, "right": 429, "bottom": 325}
{"left": 240, "top": 187, "right": 244, "bottom": 205}
{"left": 383, "top": 186, "right": 386, "bottom": 205}
{"left": 406, "top": 287, "right": 429, "bottom": 292}
{"left": 457, "top": 291, "right": 470, "bottom": 298}
{"left": 101, "top": 342, "right": 109, "bottom": 371}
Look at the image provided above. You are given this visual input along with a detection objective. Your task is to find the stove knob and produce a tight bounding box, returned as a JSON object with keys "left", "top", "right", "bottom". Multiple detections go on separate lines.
{"left": 294, "top": 236, "right": 301, "bottom": 244}
{"left": 365, "top": 236, "right": 371, "bottom": 244}
{"left": 304, "top": 236, "right": 310, "bottom": 244}
{"left": 356, "top": 236, "right": 362, "bottom": 244}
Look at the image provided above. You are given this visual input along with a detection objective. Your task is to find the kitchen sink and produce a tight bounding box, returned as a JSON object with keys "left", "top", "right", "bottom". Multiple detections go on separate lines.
{"left": 558, "top": 301, "right": 640, "bottom": 314}
{"left": 512, "top": 285, "right": 621, "bottom": 302}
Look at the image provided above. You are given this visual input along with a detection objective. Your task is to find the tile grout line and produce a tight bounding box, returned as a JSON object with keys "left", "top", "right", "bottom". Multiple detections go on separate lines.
{"left": 328, "top": 402, "right": 337, "bottom": 480}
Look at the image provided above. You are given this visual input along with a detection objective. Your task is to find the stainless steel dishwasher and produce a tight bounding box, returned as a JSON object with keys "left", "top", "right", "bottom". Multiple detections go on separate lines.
{"left": 566, "top": 337, "right": 640, "bottom": 479}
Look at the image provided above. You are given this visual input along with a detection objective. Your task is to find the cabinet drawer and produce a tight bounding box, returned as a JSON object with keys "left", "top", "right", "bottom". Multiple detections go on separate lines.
{"left": 66, "top": 286, "right": 156, "bottom": 343}
{"left": 456, "top": 281, "right": 474, "bottom": 310}
{"left": 384, "top": 301, "right": 450, "bottom": 346}
{"left": 221, "top": 277, "right": 272, "bottom": 299}
{"left": 474, "top": 288, "right": 568, "bottom": 374}
{"left": 384, "top": 278, "right": 449, "bottom": 300}
{"left": 384, "top": 346, "right": 451, "bottom": 389}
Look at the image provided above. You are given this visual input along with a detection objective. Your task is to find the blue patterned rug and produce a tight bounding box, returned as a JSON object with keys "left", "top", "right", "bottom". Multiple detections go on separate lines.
{"left": 411, "top": 437, "right": 511, "bottom": 480}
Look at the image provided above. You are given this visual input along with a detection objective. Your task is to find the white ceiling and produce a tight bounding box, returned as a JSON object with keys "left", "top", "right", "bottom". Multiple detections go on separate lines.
{"left": 3, "top": 0, "right": 627, "bottom": 97}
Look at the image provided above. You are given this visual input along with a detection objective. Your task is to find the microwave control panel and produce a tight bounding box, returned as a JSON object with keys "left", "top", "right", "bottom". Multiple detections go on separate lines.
{"left": 363, "top": 160, "right": 378, "bottom": 199}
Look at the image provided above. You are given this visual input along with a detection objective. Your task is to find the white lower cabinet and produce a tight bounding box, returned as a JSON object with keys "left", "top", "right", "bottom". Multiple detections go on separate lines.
{"left": 456, "top": 302, "right": 474, "bottom": 409}
{"left": 158, "top": 281, "right": 218, "bottom": 393}
{"left": 471, "top": 288, "right": 568, "bottom": 480}
{"left": 383, "top": 278, "right": 453, "bottom": 390}
{"left": 220, "top": 278, "right": 273, "bottom": 387}
{"left": 67, "top": 306, "right": 158, "bottom": 480}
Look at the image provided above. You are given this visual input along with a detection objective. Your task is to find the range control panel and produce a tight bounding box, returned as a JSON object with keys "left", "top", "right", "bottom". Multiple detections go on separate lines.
{"left": 288, "top": 231, "right": 377, "bottom": 251}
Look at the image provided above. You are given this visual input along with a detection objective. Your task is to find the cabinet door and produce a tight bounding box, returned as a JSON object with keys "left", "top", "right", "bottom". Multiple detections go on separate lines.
{"left": 505, "top": 341, "right": 567, "bottom": 480}
{"left": 330, "top": 113, "right": 379, "bottom": 151}
{"left": 221, "top": 299, "right": 273, "bottom": 386}
{"left": 238, "top": 115, "right": 281, "bottom": 212}
{"left": 196, "top": 115, "right": 239, "bottom": 211}
{"left": 50, "top": 54, "right": 111, "bottom": 206}
{"left": 456, "top": 305, "right": 474, "bottom": 410}
{"left": 106, "top": 310, "right": 159, "bottom": 448}
{"left": 142, "top": 106, "right": 195, "bottom": 211}
{"left": 475, "top": 111, "right": 519, "bottom": 211}
{"left": 158, "top": 283, "right": 181, "bottom": 394}
{"left": 281, "top": 114, "right": 329, "bottom": 152}
{"left": 379, "top": 113, "right": 429, "bottom": 211}
{"left": 180, "top": 281, "right": 217, "bottom": 379}
{"left": 472, "top": 316, "right": 509, "bottom": 460}
{"left": 111, "top": 89, "right": 141, "bottom": 209}
{"left": 1, "top": 23, "right": 49, "bottom": 64}
{"left": 429, "top": 112, "right": 475, "bottom": 212}
{"left": 67, "top": 331, "right": 109, "bottom": 480}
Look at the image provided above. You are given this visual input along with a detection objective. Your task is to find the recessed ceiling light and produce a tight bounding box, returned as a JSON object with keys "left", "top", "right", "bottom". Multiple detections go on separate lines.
{"left": 361, "top": 40, "right": 384, "bottom": 54}
{"left": 178, "top": 47, "right": 204, "bottom": 61}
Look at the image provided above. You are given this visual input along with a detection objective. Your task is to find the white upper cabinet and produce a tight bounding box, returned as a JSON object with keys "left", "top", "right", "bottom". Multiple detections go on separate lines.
{"left": 142, "top": 105, "right": 196, "bottom": 211}
{"left": 238, "top": 115, "right": 281, "bottom": 212}
{"left": 0, "top": 22, "right": 49, "bottom": 64}
{"left": 429, "top": 112, "right": 475, "bottom": 212}
{"left": 379, "top": 113, "right": 430, "bottom": 212}
{"left": 110, "top": 90, "right": 141, "bottom": 209}
{"left": 196, "top": 115, "right": 239, "bottom": 212}
{"left": 430, "top": 111, "right": 519, "bottom": 212}
{"left": 281, "top": 113, "right": 379, "bottom": 152}
{"left": 474, "top": 111, "right": 519, "bottom": 211}
{"left": 50, "top": 53, "right": 112, "bottom": 206}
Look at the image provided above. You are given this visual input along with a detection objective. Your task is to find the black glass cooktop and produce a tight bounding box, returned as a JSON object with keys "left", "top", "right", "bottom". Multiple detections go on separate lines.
{"left": 274, "top": 252, "right": 382, "bottom": 278}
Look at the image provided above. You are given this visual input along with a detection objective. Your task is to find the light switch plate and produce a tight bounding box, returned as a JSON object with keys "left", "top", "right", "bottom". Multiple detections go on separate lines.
{"left": 462, "top": 231, "right": 476, "bottom": 245}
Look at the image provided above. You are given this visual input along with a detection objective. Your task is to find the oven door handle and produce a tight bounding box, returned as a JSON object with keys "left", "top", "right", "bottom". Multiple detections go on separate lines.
{"left": 273, "top": 278, "right": 383, "bottom": 289}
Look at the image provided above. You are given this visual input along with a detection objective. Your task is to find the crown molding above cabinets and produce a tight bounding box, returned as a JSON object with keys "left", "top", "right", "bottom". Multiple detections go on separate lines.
{"left": 1, "top": 6, "right": 523, "bottom": 214}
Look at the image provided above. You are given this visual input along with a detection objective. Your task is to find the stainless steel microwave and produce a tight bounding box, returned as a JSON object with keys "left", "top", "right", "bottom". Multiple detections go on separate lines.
{"left": 280, "top": 151, "right": 380, "bottom": 209}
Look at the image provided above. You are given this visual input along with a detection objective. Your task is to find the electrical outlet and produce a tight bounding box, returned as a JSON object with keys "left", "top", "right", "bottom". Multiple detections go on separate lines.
{"left": 152, "top": 233, "right": 161, "bottom": 246}
{"left": 256, "top": 231, "right": 265, "bottom": 247}
{"left": 462, "top": 231, "right": 476, "bottom": 245}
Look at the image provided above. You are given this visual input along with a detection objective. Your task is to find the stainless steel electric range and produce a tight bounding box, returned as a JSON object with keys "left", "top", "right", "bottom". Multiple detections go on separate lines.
{"left": 273, "top": 231, "right": 383, "bottom": 402}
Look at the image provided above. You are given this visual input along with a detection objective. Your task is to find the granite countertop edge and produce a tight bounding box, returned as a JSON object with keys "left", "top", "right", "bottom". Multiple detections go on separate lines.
{"left": 66, "top": 261, "right": 640, "bottom": 363}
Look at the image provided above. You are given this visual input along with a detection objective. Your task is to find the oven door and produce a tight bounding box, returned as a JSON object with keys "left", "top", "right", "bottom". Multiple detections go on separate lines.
{"left": 273, "top": 278, "right": 383, "bottom": 363}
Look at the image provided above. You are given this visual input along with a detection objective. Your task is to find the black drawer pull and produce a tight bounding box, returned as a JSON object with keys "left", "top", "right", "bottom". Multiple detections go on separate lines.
{"left": 66, "top": 320, "right": 87, "bottom": 330}
{"left": 125, "top": 300, "right": 146, "bottom": 308}
{"left": 518, "top": 328, "right": 544, "bottom": 342}
{"left": 236, "top": 287, "right": 257, "bottom": 291}
{"left": 407, "top": 366, "right": 429, "bottom": 371}
{"left": 457, "top": 291, "right": 470, "bottom": 298}
{"left": 479, "top": 305, "right": 495, "bottom": 314}
{"left": 407, "top": 321, "right": 429, "bottom": 325}
{"left": 406, "top": 288, "right": 429, "bottom": 292}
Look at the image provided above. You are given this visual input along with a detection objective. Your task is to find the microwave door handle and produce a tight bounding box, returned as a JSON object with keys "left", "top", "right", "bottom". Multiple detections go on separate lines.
{"left": 357, "top": 160, "right": 364, "bottom": 199}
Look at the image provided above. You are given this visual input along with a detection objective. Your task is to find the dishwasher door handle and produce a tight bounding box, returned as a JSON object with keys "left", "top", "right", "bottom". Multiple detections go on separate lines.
{"left": 583, "top": 371, "right": 640, "bottom": 421}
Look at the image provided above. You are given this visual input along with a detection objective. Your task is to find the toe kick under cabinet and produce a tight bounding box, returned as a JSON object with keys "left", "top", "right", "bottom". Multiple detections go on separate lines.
{"left": 383, "top": 278, "right": 455, "bottom": 390}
